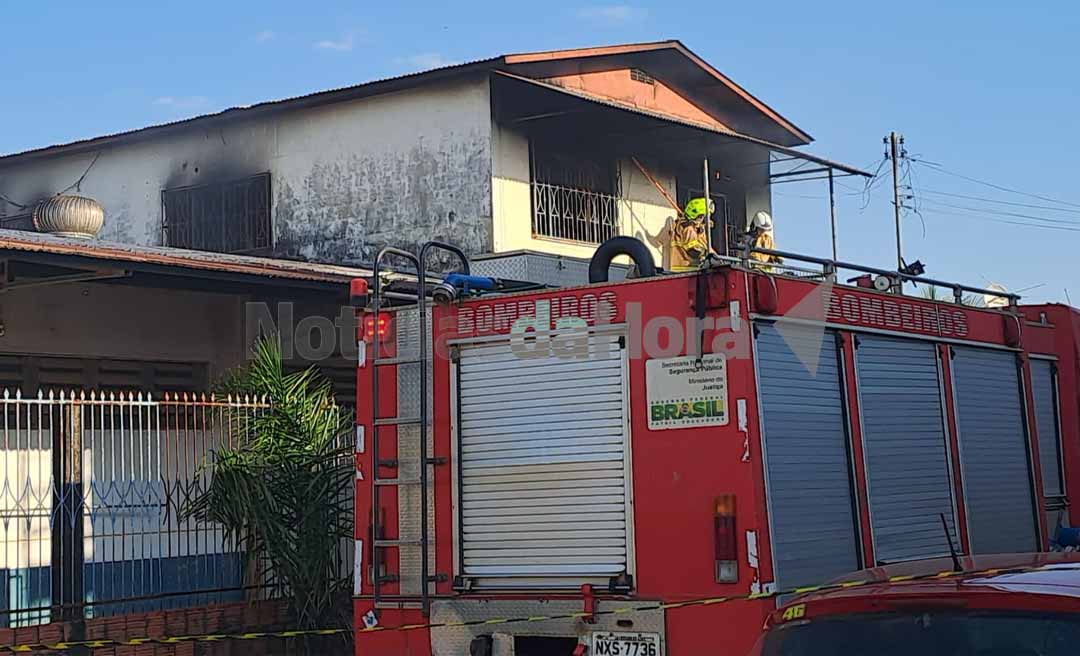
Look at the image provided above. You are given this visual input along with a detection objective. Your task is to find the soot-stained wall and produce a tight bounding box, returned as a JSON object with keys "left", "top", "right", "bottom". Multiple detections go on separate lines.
{"left": 0, "top": 75, "right": 494, "bottom": 265}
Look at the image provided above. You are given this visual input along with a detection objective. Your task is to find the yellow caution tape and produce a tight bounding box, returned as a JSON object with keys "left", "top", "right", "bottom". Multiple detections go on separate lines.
{"left": 0, "top": 628, "right": 350, "bottom": 653}
{"left": 2, "top": 561, "right": 1072, "bottom": 652}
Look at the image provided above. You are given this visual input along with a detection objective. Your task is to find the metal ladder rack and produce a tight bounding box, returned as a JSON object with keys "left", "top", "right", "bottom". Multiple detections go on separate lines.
{"left": 369, "top": 242, "right": 469, "bottom": 616}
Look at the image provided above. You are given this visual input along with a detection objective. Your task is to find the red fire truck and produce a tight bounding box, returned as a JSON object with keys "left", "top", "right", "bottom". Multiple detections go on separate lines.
{"left": 351, "top": 240, "right": 1078, "bottom": 656}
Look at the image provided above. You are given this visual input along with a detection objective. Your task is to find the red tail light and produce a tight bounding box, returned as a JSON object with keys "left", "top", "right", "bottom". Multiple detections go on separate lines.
{"left": 714, "top": 495, "right": 738, "bottom": 583}
{"left": 362, "top": 313, "right": 390, "bottom": 342}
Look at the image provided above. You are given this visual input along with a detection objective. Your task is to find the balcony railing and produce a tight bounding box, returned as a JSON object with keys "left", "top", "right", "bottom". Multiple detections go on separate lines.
{"left": 532, "top": 181, "right": 620, "bottom": 244}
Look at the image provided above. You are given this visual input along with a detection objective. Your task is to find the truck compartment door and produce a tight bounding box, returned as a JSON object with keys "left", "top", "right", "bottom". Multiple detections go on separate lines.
{"left": 951, "top": 346, "right": 1038, "bottom": 553}
{"left": 755, "top": 323, "right": 860, "bottom": 590}
{"left": 454, "top": 331, "right": 629, "bottom": 588}
{"left": 855, "top": 335, "right": 959, "bottom": 563}
{"left": 1031, "top": 359, "right": 1064, "bottom": 500}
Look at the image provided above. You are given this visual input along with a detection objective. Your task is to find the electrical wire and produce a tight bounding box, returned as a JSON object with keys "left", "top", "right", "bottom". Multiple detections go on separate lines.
{"left": 773, "top": 191, "right": 827, "bottom": 200}
{"left": 0, "top": 193, "right": 28, "bottom": 211}
{"left": 917, "top": 188, "right": 1080, "bottom": 215}
{"left": 57, "top": 151, "right": 102, "bottom": 195}
{"left": 912, "top": 158, "right": 1080, "bottom": 209}
{"left": 0, "top": 150, "right": 102, "bottom": 213}
{"left": 918, "top": 199, "right": 1080, "bottom": 227}
{"left": 917, "top": 205, "right": 1080, "bottom": 233}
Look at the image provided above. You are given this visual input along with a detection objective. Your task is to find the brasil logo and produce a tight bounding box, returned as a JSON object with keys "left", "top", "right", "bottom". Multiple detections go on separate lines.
{"left": 650, "top": 398, "right": 725, "bottom": 422}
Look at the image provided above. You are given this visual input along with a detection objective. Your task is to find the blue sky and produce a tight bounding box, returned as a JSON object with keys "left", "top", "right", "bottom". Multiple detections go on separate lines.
{"left": 2, "top": 1, "right": 1077, "bottom": 303}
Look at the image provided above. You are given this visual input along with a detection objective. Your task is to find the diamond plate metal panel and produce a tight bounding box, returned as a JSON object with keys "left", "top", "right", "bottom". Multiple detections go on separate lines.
{"left": 395, "top": 308, "right": 432, "bottom": 423}
{"left": 392, "top": 306, "right": 436, "bottom": 596}
{"left": 471, "top": 252, "right": 628, "bottom": 288}
{"left": 430, "top": 598, "right": 666, "bottom": 656}
{"left": 470, "top": 255, "right": 529, "bottom": 281}
{"left": 396, "top": 424, "right": 436, "bottom": 596}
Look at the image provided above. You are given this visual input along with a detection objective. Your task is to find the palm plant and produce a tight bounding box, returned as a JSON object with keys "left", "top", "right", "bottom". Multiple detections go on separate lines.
{"left": 919, "top": 284, "right": 987, "bottom": 307}
{"left": 181, "top": 336, "right": 354, "bottom": 630}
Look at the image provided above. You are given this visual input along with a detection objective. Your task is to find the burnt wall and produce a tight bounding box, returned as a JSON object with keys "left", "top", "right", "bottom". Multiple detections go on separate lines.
{"left": 0, "top": 75, "right": 494, "bottom": 266}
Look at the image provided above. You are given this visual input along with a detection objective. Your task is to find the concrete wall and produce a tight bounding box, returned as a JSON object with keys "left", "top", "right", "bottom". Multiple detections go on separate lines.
{"left": 490, "top": 121, "right": 676, "bottom": 265}
{"left": 619, "top": 155, "right": 678, "bottom": 264}
{"left": 0, "top": 76, "right": 494, "bottom": 265}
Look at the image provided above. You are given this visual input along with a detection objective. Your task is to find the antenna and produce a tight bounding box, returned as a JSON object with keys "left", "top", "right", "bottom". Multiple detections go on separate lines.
{"left": 941, "top": 513, "right": 963, "bottom": 572}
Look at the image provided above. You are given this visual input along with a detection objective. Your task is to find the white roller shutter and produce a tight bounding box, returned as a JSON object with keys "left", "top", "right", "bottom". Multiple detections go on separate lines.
{"left": 454, "top": 331, "right": 630, "bottom": 588}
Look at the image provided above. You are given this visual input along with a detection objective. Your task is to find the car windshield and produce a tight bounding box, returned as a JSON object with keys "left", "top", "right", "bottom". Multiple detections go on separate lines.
{"left": 759, "top": 611, "right": 1080, "bottom": 656}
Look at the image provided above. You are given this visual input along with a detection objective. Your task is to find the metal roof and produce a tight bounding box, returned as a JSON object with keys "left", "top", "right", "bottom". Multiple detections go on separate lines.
{"left": 493, "top": 71, "right": 870, "bottom": 177}
{"left": 0, "top": 57, "right": 501, "bottom": 163}
{"left": 0, "top": 40, "right": 812, "bottom": 164}
{"left": 0, "top": 229, "right": 372, "bottom": 284}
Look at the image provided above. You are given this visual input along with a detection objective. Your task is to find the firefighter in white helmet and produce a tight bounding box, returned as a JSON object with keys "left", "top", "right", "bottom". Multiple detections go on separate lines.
{"left": 747, "top": 210, "right": 782, "bottom": 268}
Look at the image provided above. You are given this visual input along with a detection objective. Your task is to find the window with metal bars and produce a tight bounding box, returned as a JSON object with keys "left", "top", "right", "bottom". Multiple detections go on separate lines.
{"left": 0, "top": 353, "right": 209, "bottom": 396}
{"left": 162, "top": 173, "right": 272, "bottom": 254}
{"left": 530, "top": 143, "right": 620, "bottom": 244}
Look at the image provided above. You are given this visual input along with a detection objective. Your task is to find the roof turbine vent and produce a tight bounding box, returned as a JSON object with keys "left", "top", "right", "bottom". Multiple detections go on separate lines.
{"left": 33, "top": 194, "right": 104, "bottom": 239}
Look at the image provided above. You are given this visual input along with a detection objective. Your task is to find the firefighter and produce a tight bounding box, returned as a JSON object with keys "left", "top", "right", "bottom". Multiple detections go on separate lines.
{"left": 667, "top": 197, "right": 713, "bottom": 272}
{"left": 747, "top": 210, "right": 782, "bottom": 268}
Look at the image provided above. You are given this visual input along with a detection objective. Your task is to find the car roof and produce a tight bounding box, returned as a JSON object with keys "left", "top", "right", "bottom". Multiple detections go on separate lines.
{"left": 792, "top": 552, "right": 1080, "bottom": 605}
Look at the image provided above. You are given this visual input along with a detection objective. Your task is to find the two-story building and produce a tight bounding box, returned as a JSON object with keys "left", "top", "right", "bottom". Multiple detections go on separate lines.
{"left": 0, "top": 40, "right": 868, "bottom": 646}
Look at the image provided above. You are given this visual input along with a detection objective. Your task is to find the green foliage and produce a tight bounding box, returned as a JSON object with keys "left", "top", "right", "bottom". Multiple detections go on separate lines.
{"left": 181, "top": 336, "right": 354, "bottom": 629}
{"left": 919, "top": 285, "right": 986, "bottom": 307}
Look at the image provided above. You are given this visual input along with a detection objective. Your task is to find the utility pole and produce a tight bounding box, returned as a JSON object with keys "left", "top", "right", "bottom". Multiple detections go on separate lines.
{"left": 887, "top": 132, "right": 904, "bottom": 271}
{"left": 828, "top": 168, "right": 838, "bottom": 261}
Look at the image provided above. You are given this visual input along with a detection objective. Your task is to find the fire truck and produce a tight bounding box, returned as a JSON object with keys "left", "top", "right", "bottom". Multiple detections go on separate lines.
{"left": 351, "top": 239, "right": 1078, "bottom": 656}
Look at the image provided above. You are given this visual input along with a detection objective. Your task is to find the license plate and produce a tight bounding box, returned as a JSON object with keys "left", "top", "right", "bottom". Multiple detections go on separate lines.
{"left": 590, "top": 631, "right": 661, "bottom": 656}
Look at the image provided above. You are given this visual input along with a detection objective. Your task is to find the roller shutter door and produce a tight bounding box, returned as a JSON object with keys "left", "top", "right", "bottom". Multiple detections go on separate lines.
{"left": 855, "top": 335, "right": 958, "bottom": 563}
{"left": 1031, "top": 359, "right": 1064, "bottom": 498}
{"left": 755, "top": 324, "right": 859, "bottom": 590}
{"left": 951, "top": 347, "right": 1038, "bottom": 553}
{"left": 455, "top": 332, "right": 629, "bottom": 587}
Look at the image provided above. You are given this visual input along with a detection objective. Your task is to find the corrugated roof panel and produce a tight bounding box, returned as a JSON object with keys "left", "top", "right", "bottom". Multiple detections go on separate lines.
{"left": 0, "top": 229, "right": 372, "bottom": 284}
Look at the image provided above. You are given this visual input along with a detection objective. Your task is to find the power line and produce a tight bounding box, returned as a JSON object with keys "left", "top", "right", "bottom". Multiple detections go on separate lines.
{"left": 917, "top": 205, "right": 1080, "bottom": 233}
{"left": 918, "top": 199, "right": 1080, "bottom": 227}
{"left": 912, "top": 159, "right": 1080, "bottom": 209}
{"left": 918, "top": 188, "right": 1080, "bottom": 215}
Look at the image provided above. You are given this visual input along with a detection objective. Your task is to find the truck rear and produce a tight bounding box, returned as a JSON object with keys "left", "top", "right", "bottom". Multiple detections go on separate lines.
{"left": 351, "top": 248, "right": 1078, "bottom": 656}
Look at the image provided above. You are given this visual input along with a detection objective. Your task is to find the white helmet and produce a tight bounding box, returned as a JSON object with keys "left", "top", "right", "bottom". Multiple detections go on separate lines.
{"left": 751, "top": 210, "right": 773, "bottom": 231}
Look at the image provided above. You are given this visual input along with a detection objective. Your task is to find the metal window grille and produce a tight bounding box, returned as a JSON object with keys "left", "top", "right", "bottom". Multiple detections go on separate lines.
{"left": 0, "top": 389, "right": 353, "bottom": 627}
{"left": 630, "top": 68, "right": 655, "bottom": 85}
{"left": 531, "top": 147, "right": 620, "bottom": 244}
{"left": 162, "top": 174, "right": 272, "bottom": 254}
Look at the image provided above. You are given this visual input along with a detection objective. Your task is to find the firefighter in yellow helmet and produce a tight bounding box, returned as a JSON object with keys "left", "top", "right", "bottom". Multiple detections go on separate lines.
{"left": 666, "top": 197, "right": 714, "bottom": 272}
{"left": 747, "top": 210, "right": 782, "bottom": 269}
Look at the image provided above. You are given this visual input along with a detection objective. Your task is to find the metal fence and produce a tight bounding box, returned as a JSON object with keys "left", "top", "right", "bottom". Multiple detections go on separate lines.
{"left": 0, "top": 389, "right": 353, "bottom": 627}
{"left": 531, "top": 181, "right": 621, "bottom": 244}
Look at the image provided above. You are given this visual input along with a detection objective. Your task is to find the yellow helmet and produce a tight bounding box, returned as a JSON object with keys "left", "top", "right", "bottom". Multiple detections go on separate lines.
{"left": 683, "top": 197, "right": 713, "bottom": 220}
